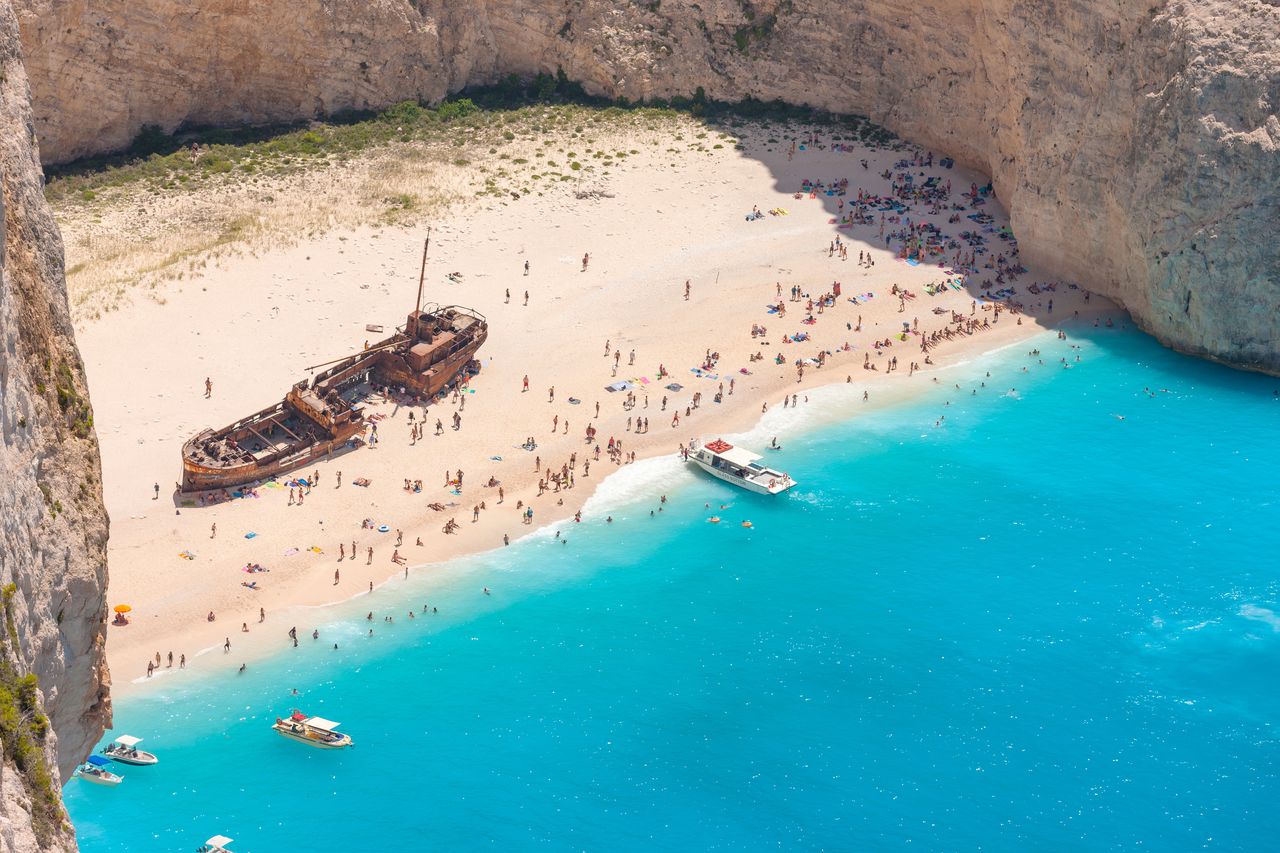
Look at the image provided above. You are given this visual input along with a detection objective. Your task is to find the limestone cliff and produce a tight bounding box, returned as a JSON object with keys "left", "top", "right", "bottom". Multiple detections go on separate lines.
{"left": 0, "top": 0, "right": 110, "bottom": 849}
{"left": 11, "top": 0, "right": 1280, "bottom": 372}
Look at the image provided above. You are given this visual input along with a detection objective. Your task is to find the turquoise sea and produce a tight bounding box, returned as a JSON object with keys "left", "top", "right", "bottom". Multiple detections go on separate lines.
{"left": 66, "top": 322, "right": 1280, "bottom": 851}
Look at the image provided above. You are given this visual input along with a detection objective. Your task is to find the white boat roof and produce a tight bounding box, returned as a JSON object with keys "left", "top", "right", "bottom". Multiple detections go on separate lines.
{"left": 716, "top": 446, "right": 761, "bottom": 467}
{"left": 113, "top": 734, "right": 142, "bottom": 747}
{"left": 205, "top": 836, "right": 233, "bottom": 848}
{"left": 306, "top": 717, "right": 341, "bottom": 731}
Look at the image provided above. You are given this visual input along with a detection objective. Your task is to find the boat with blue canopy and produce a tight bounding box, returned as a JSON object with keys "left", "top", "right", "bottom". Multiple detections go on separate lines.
{"left": 75, "top": 754, "right": 123, "bottom": 786}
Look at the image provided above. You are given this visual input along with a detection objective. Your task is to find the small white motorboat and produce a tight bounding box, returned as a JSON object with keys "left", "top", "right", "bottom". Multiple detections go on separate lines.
{"left": 75, "top": 755, "right": 123, "bottom": 786}
{"left": 102, "top": 734, "right": 158, "bottom": 765}
{"left": 197, "top": 834, "right": 236, "bottom": 852}
{"left": 272, "top": 710, "right": 354, "bottom": 748}
{"left": 685, "top": 438, "right": 796, "bottom": 495}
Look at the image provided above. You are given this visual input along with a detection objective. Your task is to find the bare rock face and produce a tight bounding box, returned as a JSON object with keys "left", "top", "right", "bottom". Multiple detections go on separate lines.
{"left": 8, "top": 0, "right": 1280, "bottom": 372}
{"left": 0, "top": 0, "right": 110, "bottom": 848}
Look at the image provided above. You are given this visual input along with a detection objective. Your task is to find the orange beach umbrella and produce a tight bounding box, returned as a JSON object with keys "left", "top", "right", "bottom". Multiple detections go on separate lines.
{"left": 113, "top": 604, "right": 132, "bottom": 613}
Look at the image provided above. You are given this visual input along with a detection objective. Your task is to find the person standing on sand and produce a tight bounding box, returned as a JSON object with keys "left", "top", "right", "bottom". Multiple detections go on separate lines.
{"left": 334, "top": 568, "right": 340, "bottom": 585}
{"left": 337, "top": 471, "right": 342, "bottom": 488}
{"left": 505, "top": 288, "right": 511, "bottom": 304}
{"left": 524, "top": 260, "right": 530, "bottom": 276}
{"left": 179, "top": 654, "right": 185, "bottom": 668}
{"left": 223, "top": 638, "right": 231, "bottom": 653}
{"left": 523, "top": 290, "right": 529, "bottom": 306}
{"left": 205, "top": 377, "right": 212, "bottom": 398}
{"left": 582, "top": 253, "right": 590, "bottom": 271}
{"left": 153, "top": 482, "right": 159, "bottom": 500}
{"left": 210, "top": 523, "right": 216, "bottom": 538}
{"left": 367, "top": 546, "right": 373, "bottom": 565}
{"left": 684, "top": 280, "right": 691, "bottom": 301}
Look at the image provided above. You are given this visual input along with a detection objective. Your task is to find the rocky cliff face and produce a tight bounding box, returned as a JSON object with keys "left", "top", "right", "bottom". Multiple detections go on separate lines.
{"left": 0, "top": 0, "right": 110, "bottom": 849}
{"left": 11, "top": 0, "right": 1280, "bottom": 372}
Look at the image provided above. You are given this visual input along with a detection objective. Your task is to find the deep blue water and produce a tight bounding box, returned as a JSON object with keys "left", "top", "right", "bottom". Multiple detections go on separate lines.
{"left": 66, "top": 323, "right": 1280, "bottom": 851}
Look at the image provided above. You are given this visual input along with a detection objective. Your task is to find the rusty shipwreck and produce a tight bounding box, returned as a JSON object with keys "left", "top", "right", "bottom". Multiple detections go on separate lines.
{"left": 180, "top": 237, "right": 486, "bottom": 493}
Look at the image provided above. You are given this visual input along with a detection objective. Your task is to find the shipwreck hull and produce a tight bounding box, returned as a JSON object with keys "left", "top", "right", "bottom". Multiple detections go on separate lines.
{"left": 178, "top": 302, "right": 486, "bottom": 494}
{"left": 180, "top": 425, "right": 363, "bottom": 493}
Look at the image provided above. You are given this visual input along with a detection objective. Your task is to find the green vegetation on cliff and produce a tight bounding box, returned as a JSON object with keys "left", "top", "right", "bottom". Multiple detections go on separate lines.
{"left": 44, "top": 75, "right": 892, "bottom": 206}
{"left": 0, "top": 583, "right": 64, "bottom": 847}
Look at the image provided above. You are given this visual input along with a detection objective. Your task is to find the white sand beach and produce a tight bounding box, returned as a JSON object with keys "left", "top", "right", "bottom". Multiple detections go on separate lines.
{"left": 59, "top": 119, "right": 1109, "bottom": 687}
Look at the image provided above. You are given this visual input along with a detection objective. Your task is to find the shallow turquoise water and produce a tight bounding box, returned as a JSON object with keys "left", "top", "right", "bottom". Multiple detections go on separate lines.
{"left": 66, "top": 323, "right": 1280, "bottom": 851}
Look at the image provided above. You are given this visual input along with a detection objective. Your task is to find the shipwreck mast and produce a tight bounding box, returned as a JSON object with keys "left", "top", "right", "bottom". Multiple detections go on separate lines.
{"left": 412, "top": 228, "right": 431, "bottom": 339}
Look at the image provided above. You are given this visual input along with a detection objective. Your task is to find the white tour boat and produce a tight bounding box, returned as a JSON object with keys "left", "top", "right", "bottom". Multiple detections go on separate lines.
{"left": 75, "top": 755, "right": 123, "bottom": 786}
{"left": 197, "top": 834, "right": 236, "bottom": 853}
{"left": 685, "top": 439, "right": 796, "bottom": 495}
{"left": 272, "top": 710, "right": 354, "bottom": 748}
{"left": 102, "top": 734, "right": 158, "bottom": 765}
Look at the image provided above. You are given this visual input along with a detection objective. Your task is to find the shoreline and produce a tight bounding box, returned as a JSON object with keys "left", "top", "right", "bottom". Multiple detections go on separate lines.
{"left": 105, "top": 318, "right": 1118, "bottom": 700}
{"left": 63, "top": 119, "right": 1115, "bottom": 697}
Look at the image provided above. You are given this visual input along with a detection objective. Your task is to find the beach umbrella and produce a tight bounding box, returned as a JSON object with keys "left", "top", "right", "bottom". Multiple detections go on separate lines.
{"left": 113, "top": 604, "right": 132, "bottom": 613}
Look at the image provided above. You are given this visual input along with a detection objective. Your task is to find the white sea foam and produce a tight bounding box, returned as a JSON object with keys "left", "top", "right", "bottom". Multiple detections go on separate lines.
{"left": 581, "top": 452, "right": 690, "bottom": 515}
{"left": 1239, "top": 604, "right": 1280, "bottom": 632}
{"left": 787, "top": 489, "right": 832, "bottom": 509}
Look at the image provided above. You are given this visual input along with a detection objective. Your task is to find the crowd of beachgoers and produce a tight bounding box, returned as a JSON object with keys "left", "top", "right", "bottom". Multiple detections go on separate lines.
{"left": 71, "top": 123, "right": 1108, "bottom": 684}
